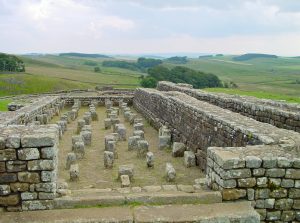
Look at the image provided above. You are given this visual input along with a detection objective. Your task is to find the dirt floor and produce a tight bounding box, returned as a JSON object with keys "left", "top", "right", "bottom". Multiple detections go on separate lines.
{"left": 52, "top": 106, "right": 203, "bottom": 190}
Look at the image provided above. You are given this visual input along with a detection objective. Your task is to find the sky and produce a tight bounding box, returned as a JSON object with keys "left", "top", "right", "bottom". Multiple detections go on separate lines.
{"left": 1, "top": 0, "right": 300, "bottom": 56}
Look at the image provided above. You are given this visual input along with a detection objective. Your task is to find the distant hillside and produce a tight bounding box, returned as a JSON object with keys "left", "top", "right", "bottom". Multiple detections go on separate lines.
{"left": 59, "top": 53, "right": 111, "bottom": 58}
{"left": 233, "top": 53, "right": 278, "bottom": 61}
{"left": 165, "top": 56, "right": 188, "bottom": 64}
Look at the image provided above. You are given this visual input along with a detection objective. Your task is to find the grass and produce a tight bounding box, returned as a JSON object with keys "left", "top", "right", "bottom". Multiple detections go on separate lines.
{"left": 204, "top": 88, "right": 300, "bottom": 103}
{"left": 0, "top": 99, "right": 11, "bottom": 111}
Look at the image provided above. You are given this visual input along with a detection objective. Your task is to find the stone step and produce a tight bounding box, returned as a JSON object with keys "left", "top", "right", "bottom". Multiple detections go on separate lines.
{"left": 54, "top": 190, "right": 222, "bottom": 209}
{"left": 0, "top": 202, "right": 260, "bottom": 223}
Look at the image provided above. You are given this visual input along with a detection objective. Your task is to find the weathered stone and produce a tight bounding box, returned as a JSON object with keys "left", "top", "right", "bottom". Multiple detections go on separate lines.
{"left": 270, "top": 188, "right": 287, "bottom": 198}
{"left": 35, "top": 182, "right": 56, "bottom": 192}
{"left": 264, "top": 198, "right": 275, "bottom": 209}
{"left": 172, "top": 142, "right": 185, "bottom": 157}
{"left": 21, "top": 133, "right": 56, "bottom": 147}
{"left": 118, "top": 165, "right": 134, "bottom": 180}
{"left": 134, "top": 123, "right": 144, "bottom": 131}
{"left": 0, "top": 184, "right": 10, "bottom": 195}
{"left": 133, "top": 130, "right": 144, "bottom": 139}
{"left": 265, "top": 168, "right": 285, "bottom": 178}
{"left": 222, "top": 188, "right": 246, "bottom": 201}
{"left": 104, "top": 151, "right": 114, "bottom": 169}
{"left": 289, "top": 188, "right": 300, "bottom": 198}
{"left": 281, "top": 210, "right": 295, "bottom": 222}
{"left": 158, "top": 136, "right": 171, "bottom": 150}
{"left": 6, "top": 134, "right": 21, "bottom": 148}
{"left": 18, "top": 148, "right": 39, "bottom": 160}
{"left": 21, "top": 192, "right": 38, "bottom": 200}
{"left": 237, "top": 178, "right": 256, "bottom": 188}
{"left": 137, "top": 140, "right": 149, "bottom": 158}
{"left": 281, "top": 179, "right": 294, "bottom": 188}
{"left": 0, "top": 149, "right": 16, "bottom": 161}
{"left": 128, "top": 136, "right": 140, "bottom": 151}
{"left": 0, "top": 137, "right": 5, "bottom": 149}
{"left": 104, "top": 118, "right": 112, "bottom": 130}
{"left": 162, "top": 185, "right": 178, "bottom": 191}
{"left": 0, "top": 162, "right": 5, "bottom": 172}
{"left": 41, "top": 171, "right": 56, "bottom": 182}
{"left": 255, "top": 188, "right": 270, "bottom": 199}
{"left": 80, "top": 131, "right": 92, "bottom": 146}
{"left": 0, "top": 194, "right": 19, "bottom": 206}
{"left": 223, "top": 169, "right": 251, "bottom": 179}
{"left": 22, "top": 200, "right": 53, "bottom": 211}
{"left": 247, "top": 188, "right": 255, "bottom": 200}
{"left": 0, "top": 173, "right": 17, "bottom": 183}
{"left": 143, "top": 185, "right": 162, "bottom": 192}
{"left": 66, "top": 153, "right": 77, "bottom": 170}
{"left": 274, "top": 198, "right": 293, "bottom": 210}
{"left": 6, "top": 160, "right": 26, "bottom": 172}
{"left": 184, "top": 151, "right": 196, "bottom": 168}
{"left": 121, "top": 175, "right": 130, "bottom": 187}
{"left": 263, "top": 157, "right": 277, "bottom": 168}
{"left": 10, "top": 182, "right": 29, "bottom": 192}
{"left": 286, "top": 169, "right": 300, "bottom": 179}
{"left": 245, "top": 156, "right": 262, "bottom": 168}
{"left": 28, "top": 160, "right": 55, "bottom": 171}
{"left": 41, "top": 147, "right": 56, "bottom": 159}
{"left": 177, "top": 185, "right": 194, "bottom": 193}
{"left": 252, "top": 168, "right": 265, "bottom": 176}
{"left": 74, "top": 141, "right": 85, "bottom": 159}
{"left": 117, "top": 125, "right": 127, "bottom": 141}
{"left": 146, "top": 152, "right": 154, "bottom": 168}
{"left": 165, "top": 163, "right": 176, "bottom": 182}
{"left": 256, "top": 177, "right": 268, "bottom": 187}
{"left": 277, "top": 157, "right": 293, "bottom": 168}
{"left": 77, "top": 119, "right": 85, "bottom": 133}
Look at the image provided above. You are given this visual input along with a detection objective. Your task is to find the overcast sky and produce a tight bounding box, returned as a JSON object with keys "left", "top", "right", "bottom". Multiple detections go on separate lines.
{"left": 1, "top": 0, "right": 300, "bottom": 55}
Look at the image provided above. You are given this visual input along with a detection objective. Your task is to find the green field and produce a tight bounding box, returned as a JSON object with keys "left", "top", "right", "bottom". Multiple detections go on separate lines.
{"left": 0, "top": 99, "right": 11, "bottom": 111}
{"left": 0, "top": 54, "right": 299, "bottom": 103}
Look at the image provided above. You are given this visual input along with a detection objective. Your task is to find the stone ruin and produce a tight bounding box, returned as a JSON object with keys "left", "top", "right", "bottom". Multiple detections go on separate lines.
{"left": 0, "top": 81, "right": 299, "bottom": 222}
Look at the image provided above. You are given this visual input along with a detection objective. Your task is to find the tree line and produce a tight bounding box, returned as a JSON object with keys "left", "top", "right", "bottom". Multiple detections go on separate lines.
{"left": 0, "top": 53, "right": 25, "bottom": 72}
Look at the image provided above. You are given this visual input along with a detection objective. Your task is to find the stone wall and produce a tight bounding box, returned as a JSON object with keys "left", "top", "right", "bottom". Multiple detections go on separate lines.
{"left": 157, "top": 81, "right": 300, "bottom": 133}
{"left": 207, "top": 145, "right": 300, "bottom": 222}
{"left": 0, "top": 96, "right": 64, "bottom": 125}
{"left": 62, "top": 95, "right": 133, "bottom": 106}
{"left": 0, "top": 125, "right": 59, "bottom": 211}
{"left": 133, "top": 88, "right": 300, "bottom": 170}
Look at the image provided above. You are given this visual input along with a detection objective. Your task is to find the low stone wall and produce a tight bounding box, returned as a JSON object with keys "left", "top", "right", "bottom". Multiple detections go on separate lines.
{"left": 0, "top": 96, "right": 64, "bottom": 125}
{"left": 157, "top": 81, "right": 300, "bottom": 133}
{"left": 207, "top": 145, "right": 300, "bottom": 222}
{"left": 133, "top": 88, "right": 300, "bottom": 170}
{"left": 0, "top": 125, "right": 59, "bottom": 211}
{"left": 62, "top": 95, "right": 134, "bottom": 106}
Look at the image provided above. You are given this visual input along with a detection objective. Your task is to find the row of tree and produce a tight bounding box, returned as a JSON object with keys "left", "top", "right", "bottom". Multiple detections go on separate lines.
{"left": 0, "top": 53, "right": 25, "bottom": 72}
{"left": 140, "top": 66, "right": 222, "bottom": 89}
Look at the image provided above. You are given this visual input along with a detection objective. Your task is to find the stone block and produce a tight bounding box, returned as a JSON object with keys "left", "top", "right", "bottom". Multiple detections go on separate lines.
{"left": 18, "top": 148, "right": 40, "bottom": 160}
{"left": 281, "top": 179, "right": 294, "bottom": 188}
{"left": 281, "top": 210, "right": 295, "bottom": 222}
{"left": 74, "top": 141, "right": 85, "bottom": 159}
{"left": 255, "top": 188, "right": 270, "bottom": 199}
{"left": 0, "top": 137, "right": 5, "bottom": 149}
{"left": 277, "top": 157, "right": 293, "bottom": 168}
{"left": 28, "top": 160, "right": 55, "bottom": 171}
{"left": 128, "top": 136, "right": 140, "bottom": 151}
{"left": 165, "top": 163, "right": 176, "bottom": 182}
{"left": 104, "top": 118, "right": 112, "bottom": 129}
{"left": 252, "top": 168, "right": 265, "bottom": 176}
{"left": 289, "top": 188, "right": 300, "bottom": 198}
{"left": 286, "top": 169, "right": 300, "bottom": 179}
{"left": 0, "top": 162, "right": 5, "bottom": 172}
{"left": 223, "top": 169, "right": 252, "bottom": 179}
{"left": 158, "top": 136, "right": 171, "bottom": 150}
{"left": 172, "top": 142, "right": 185, "bottom": 157}
{"left": 41, "top": 147, "right": 56, "bottom": 159}
{"left": 77, "top": 119, "right": 85, "bottom": 133}
{"left": 274, "top": 198, "right": 293, "bottom": 210}
{"left": 0, "top": 149, "right": 16, "bottom": 161}
{"left": 184, "top": 151, "right": 196, "bottom": 168}
{"left": 263, "top": 157, "right": 277, "bottom": 168}
{"left": 10, "top": 182, "right": 29, "bottom": 192}
{"left": 39, "top": 192, "right": 56, "bottom": 200}
{"left": 66, "top": 153, "right": 77, "bottom": 170}
{"left": 21, "top": 133, "right": 56, "bottom": 147}
{"left": 21, "top": 192, "right": 38, "bottom": 200}
{"left": 237, "top": 178, "right": 256, "bottom": 188}
{"left": 245, "top": 156, "right": 262, "bottom": 168}
{"left": 6, "top": 160, "right": 26, "bottom": 172}
{"left": 270, "top": 188, "right": 287, "bottom": 198}
{"left": 121, "top": 175, "right": 130, "bottom": 187}
{"left": 265, "top": 168, "right": 285, "bottom": 178}
{"left": 256, "top": 177, "right": 268, "bottom": 187}
{"left": 146, "top": 152, "right": 154, "bottom": 168}
{"left": 41, "top": 171, "right": 56, "bottom": 182}
{"left": 137, "top": 140, "right": 149, "bottom": 158}
{"left": 6, "top": 134, "right": 21, "bottom": 148}
{"left": 0, "top": 185, "right": 11, "bottom": 195}
{"left": 0, "top": 194, "right": 20, "bottom": 206}
{"left": 222, "top": 188, "right": 246, "bottom": 201}
{"left": 35, "top": 182, "right": 56, "bottom": 192}
{"left": 0, "top": 173, "right": 17, "bottom": 183}
{"left": 117, "top": 125, "right": 127, "bottom": 141}
{"left": 22, "top": 200, "right": 53, "bottom": 211}
{"left": 133, "top": 130, "right": 144, "bottom": 139}
{"left": 80, "top": 131, "right": 92, "bottom": 146}
{"left": 104, "top": 151, "right": 114, "bottom": 169}
{"left": 118, "top": 165, "right": 134, "bottom": 180}
{"left": 134, "top": 123, "right": 144, "bottom": 131}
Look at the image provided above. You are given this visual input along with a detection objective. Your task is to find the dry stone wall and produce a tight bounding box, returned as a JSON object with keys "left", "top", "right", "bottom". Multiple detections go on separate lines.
{"left": 207, "top": 145, "right": 300, "bottom": 222}
{"left": 133, "top": 88, "right": 300, "bottom": 170}
{"left": 62, "top": 95, "right": 133, "bottom": 106}
{"left": 158, "top": 81, "right": 300, "bottom": 133}
{"left": 0, "top": 125, "right": 59, "bottom": 211}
